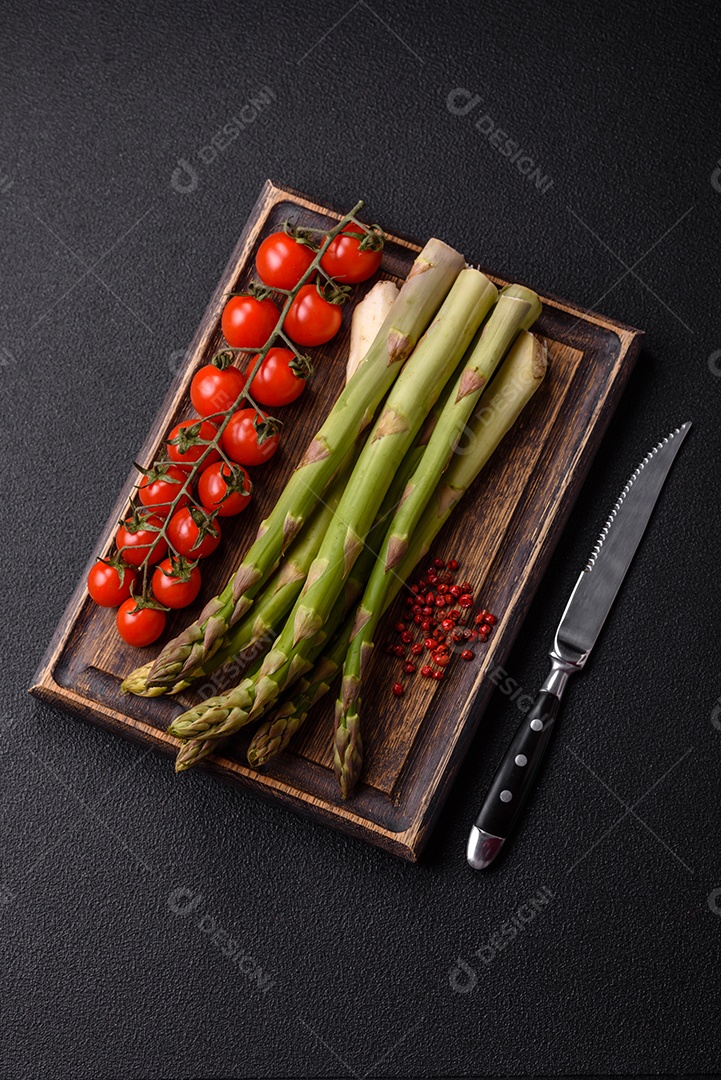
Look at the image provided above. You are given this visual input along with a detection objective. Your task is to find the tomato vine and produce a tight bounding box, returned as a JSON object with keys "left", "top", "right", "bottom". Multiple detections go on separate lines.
{"left": 105, "top": 199, "right": 385, "bottom": 632}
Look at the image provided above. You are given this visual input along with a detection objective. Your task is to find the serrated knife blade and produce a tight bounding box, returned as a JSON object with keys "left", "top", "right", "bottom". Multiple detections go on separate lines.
{"left": 467, "top": 422, "right": 692, "bottom": 870}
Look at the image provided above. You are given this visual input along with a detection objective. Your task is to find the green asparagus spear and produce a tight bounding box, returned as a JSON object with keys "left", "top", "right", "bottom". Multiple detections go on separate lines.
{"left": 335, "top": 330, "right": 548, "bottom": 797}
{"left": 145, "top": 239, "right": 465, "bottom": 690}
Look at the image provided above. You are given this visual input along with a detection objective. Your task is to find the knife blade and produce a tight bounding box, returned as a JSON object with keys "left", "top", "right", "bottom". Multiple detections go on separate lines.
{"left": 467, "top": 422, "right": 692, "bottom": 870}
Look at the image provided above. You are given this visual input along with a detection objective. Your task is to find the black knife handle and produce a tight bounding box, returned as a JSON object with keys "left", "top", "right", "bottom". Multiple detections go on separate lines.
{"left": 467, "top": 690, "right": 561, "bottom": 868}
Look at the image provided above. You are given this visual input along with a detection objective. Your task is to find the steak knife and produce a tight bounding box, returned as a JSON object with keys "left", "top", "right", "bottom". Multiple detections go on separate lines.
{"left": 467, "top": 422, "right": 692, "bottom": 870}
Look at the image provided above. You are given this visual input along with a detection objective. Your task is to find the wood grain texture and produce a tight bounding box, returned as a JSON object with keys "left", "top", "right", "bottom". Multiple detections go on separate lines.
{"left": 30, "top": 180, "right": 643, "bottom": 861}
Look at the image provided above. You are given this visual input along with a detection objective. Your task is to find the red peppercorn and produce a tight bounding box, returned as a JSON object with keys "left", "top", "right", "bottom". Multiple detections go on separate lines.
{"left": 421, "top": 665, "right": 433, "bottom": 677}
{"left": 432, "top": 669, "right": 445, "bottom": 681}
{"left": 439, "top": 570, "right": 454, "bottom": 585}
{"left": 434, "top": 642, "right": 449, "bottom": 654}
{"left": 436, "top": 583, "right": 449, "bottom": 594}
{"left": 395, "top": 621, "right": 407, "bottom": 633}
{"left": 435, "top": 595, "right": 447, "bottom": 607}
{"left": 393, "top": 644, "right": 404, "bottom": 657}
{"left": 485, "top": 613, "right": 497, "bottom": 625}
{"left": 458, "top": 581, "right": 472, "bottom": 593}
{"left": 410, "top": 584, "right": 420, "bottom": 594}
{"left": 424, "top": 638, "right": 436, "bottom": 650}
{"left": 458, "top": 594, "right": 473, "bottom": 608}
{"left": 461, "top": 649, "right": 474, "bottom": 661}
{"left": 424, "top": 592, "right": 435, "bottom": 605}
{"left": 448, "top": 609, "right": 461, "bottom": 620}
{"left": 411, "top": 643, "right": 423, "bottom": 656}
{"left": 421, "top": 619, "right": 432, "bottom": 632}
{"left": 478, "top": 630, "right": 489, "bottom": 641}
{"left": 449, "top": 585, "right": 462, "bottom": 598}
{"left": 400, "top": 631, "right": 412, "bottom": 644}
{"left": 392, "top": 682, "right": 404, "bottom": 697}
{"left": 413, "top": 615, "right": 423, "bottom": 625}
{"left": 448, "top": 558, "right": 459, "bottom": 571}
{"left": 404, "top": 661, "right": 416, "bottom": 674}
{"left": 422, "top": 606, "right": 433, "bottom": 617}
{"left": 433, "top": 557, "right": 445, "bottom": 569}
{"left": 474, "top": 612, "right": 487, "bottom": 625}
{"left": 441, "top": 618, "right": 454, "bottom": 631}
{"left": 451, "top": 629, "right": 464, "bottom": 643}
{"left": 468, "top": 630, "right": 478, "bottom": 641}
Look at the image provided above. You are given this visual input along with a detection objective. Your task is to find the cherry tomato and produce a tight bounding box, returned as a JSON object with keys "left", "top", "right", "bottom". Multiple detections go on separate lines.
{"left": 320, "top": 223, "right": 383, "bottom": 283}
{"left": 221, "top": 408, "right": 280, "bottom": 466}
{"left": 152, "top": 558, "right": 202, "bottom": 609}
{"left": 167, "top": 419, "right": 220, "bottom": 471}
{"left": 115, "top": 515, "right": 167, "bottom": 567}
{"left": 256, "top": 231, "right": 315, "bottom": 290}
{"left": 116, "top": 599, "right": 167, "bottom": 647}
{"left": 198, "top": 462, "right": 253, "bottom": 517}
{"left": 167, "top": 507, "right": 221, "bottom": 559}
{"left": 221, "top": 295, "right": 279, "bottom": 349}
{"left": 87, "top": 560, "right": 137, "bottom": 607}
{"left": 248, "top": 348, "right": 308, "bottom": 407}
{"left": 190, "top": 363, "right": 246, "bottom": 418}
{"left": 284, "top": 284, "right": 343, "bottom": 346}
{"left": 138, "top": 465, "right": 190, "bottom": 516}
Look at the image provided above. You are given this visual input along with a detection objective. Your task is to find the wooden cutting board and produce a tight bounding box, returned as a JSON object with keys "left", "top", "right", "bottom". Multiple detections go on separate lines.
{"left": 30, "top": 180, "right": 643, "bottom": 861}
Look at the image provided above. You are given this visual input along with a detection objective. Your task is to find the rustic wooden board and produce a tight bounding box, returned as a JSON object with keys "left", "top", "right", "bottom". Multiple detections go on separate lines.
{"left": 30, "top": 180, "right": 643, "bottom": 861}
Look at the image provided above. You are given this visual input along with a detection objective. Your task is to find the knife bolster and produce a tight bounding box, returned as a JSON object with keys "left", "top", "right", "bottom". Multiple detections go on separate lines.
{"left": 541, "top": 653, "right": 580, "bottom": 699}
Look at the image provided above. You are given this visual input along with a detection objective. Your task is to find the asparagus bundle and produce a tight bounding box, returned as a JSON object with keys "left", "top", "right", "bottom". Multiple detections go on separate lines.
{"left": 335, "top": 330, "right": 548, "bottom": 797}
{"left": 167, "top": 268, "right": 496, "bottom": 744}
{"left": 145, "top": 239, "right": 465, "bottom": 691}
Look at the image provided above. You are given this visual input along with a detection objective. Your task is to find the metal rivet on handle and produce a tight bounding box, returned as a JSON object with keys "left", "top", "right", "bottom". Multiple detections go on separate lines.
{"left": 500, "top": 790, "right": 513, "bottom": 803}
{"left": 515, "top": 754, "right": 528, "bottom": 766}
{"left": 530, "top": 718, "right": 543, "bottom": 731}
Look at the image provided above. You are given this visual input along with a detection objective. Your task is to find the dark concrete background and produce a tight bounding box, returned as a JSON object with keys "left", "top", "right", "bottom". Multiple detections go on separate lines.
{"left": 2, "top": 1, "right": 720, "bottom": 1077}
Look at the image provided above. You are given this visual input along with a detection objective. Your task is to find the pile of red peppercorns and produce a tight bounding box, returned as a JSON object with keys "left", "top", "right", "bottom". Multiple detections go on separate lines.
{"left": 385, "top": 557, "right": 497, "bottom": 697}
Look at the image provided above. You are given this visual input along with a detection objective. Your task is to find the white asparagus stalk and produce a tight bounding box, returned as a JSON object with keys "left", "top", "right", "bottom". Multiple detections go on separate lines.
{"left": 346, "top": 280, "right": 399, "bottom": 382}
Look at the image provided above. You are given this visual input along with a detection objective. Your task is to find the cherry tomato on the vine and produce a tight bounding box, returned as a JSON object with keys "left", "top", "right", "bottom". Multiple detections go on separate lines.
{"left": 320, "top": 223, "right": 383, "bottom": 283}
{"left": 198, "top": 462, "right": 253, "bottom": 517}
{"left": 167, "top": 419, "right": 220, "bottom": 470}
{"left": 190, "top": 362, "right": 246, "bottom": 418}
{"left": 256, "top": 231, "right": 315, "bottom": 290}
{"left": 222, "top": 408, "right": 280, "bottom": 467}
{"left": 138, "top": 465, "right": 190, "bottom": 516}
{"left": 116, "top": 599, "right": 167, "bottom": 647}
{"left": 222, "top": 295, "right": 279, "bottom": 349}
{"left": 87, "top": 559, "right": 137, "bottom": 607}
{"left": 152, "top": 558, "right": 202, "bottom": 609}
{"left": 248, "top": 348, "right": 308, "bottom": 407}
{"left": 115, "top": 515, "right": 167, "bottom": 567}
{"left": 167, "top": 507, "right": 222, "bottom": 559}
{"left": 284, "top": 284, "right": 342, "bottom": 347}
